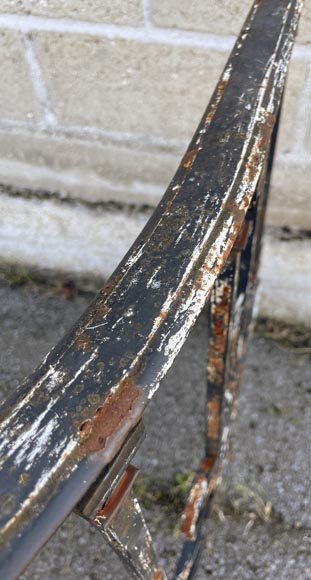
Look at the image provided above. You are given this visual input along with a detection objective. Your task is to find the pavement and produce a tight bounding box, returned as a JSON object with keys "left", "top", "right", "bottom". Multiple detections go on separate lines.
{"left": 0, "top": 282, "right": 310, "bottom": 580}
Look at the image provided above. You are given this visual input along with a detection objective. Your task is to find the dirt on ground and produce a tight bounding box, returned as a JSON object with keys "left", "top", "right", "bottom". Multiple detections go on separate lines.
{"left": 0, "top": 282, "right": 310, "bottom": 579}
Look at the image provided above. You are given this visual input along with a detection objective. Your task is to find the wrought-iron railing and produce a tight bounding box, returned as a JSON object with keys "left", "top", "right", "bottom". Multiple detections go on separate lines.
{"left": 0, "top": 1, "right": 304, "bottom": 578}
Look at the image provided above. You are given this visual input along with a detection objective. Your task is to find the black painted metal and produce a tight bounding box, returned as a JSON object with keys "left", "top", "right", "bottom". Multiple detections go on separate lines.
{"left": 0, "top": 1, "right": 303, "bottom": 579}
{"left": 172, "top": 108, "right": 282, "bottom": 578}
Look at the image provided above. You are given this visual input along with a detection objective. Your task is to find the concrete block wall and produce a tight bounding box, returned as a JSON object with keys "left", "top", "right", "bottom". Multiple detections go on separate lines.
{"left": 0, "top": 1, "right": 310, "bottom": 324}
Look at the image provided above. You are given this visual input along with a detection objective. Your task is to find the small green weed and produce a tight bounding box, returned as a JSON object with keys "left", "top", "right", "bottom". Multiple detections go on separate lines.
{"left": 134, "top": 469, "right": 193, "bottom": 525}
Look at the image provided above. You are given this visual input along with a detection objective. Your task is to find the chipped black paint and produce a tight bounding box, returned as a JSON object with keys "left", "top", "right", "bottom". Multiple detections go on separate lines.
{"left": 0, "top": 1, "right": 303, "bottom": 579}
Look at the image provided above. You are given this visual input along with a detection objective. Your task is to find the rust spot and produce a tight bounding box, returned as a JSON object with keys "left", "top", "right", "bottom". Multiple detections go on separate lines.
{"left": 182, "top": 148, "right": 198, "bottom": 168}
{"left": 228, "top": 224, "right": 242, "bottom": 251}
{"left": 79, "top": 378, "right": 141, "bottom": 453}
{"left": 79, "top": 418, "right": 91, "bottom": 432}
{"left": 216, "top": 78, "right": 228, "bottom": 99}
{"left": 180, "top": 454, "right": 217, "bottom": 538}
{"left": 258, "top": 112, "right": 276, "bottom": 150}
{"left": 180, "top": 474, "right": 206, "bottom": 538}
{"left": 153, "top": 569, "right": 165, "bottom": 580}
{"left": 99, "top": 277, "right": 119, "bottom": 300}
{"left": 76, "top": 332, "right": 91, "bottom": 351}
{"left": 207, "top": 398, "right": 221, "bottom": 440}
{"left": 205, "top": 78, "right": 228, "bottom": 126}
{"left": 226, "top": 198, "right": 246, "bottom": 225}
{"left": 233, "top": 220, "right": 250, "bottom": 251}
{"left": 93, "top": 302, "right": 110, "bottom": 318}
{"left": 246, "top": 150, "right": 261, "bottom": 182}
{"left": 207, "top": 281, "right": 231, "bottom": 386}
{"left": 18, "top": 472, "right": 30, "bottom": 486}
{"left": 159, "top": 310, "right": 166, "bottom": 320}
{"left": 199, "top": 454, "right": 217, "bottom": 473}
{"left": 97, "top": 465, "right": 139, "bottom": 522}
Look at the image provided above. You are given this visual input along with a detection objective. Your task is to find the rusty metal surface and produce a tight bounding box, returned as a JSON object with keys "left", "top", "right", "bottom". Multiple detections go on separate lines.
{"left": 85, "top": 466, "right": 166, "bottom": 580}
{"left": 76, "top": 425, "right": 166, "bottom": 579}
{"left": 172, "top": 107, "right": 282, "bottom": 580}
{"left": 172, "top": 130, "right": 276, "bottom": 578}
{"left": 76, "top": 421, "right": 145, "bottom": 519}
{"left": 0, "top": 1, "right": 303, "bottom": 579}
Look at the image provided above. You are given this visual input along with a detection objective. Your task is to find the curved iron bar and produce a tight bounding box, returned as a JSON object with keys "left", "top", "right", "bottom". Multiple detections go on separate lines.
{"left": 0, "top": 1, "right": 303, "bottom": 578}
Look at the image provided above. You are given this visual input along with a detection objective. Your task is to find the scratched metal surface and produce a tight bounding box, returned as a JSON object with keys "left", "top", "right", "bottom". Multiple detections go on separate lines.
{"left": 0, "top": 1, "right": 303, "bottom": 578}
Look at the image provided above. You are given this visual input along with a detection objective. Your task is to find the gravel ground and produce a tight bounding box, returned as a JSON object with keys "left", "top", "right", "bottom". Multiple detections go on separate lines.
{"left": 0, "top": 283, "right": 310, "bottom": 580}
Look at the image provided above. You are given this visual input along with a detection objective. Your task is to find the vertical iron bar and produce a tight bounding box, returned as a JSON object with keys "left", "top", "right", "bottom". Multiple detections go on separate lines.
{"left": 93, "top": 487, "right": 166, "bottom": 580}
{"left": 76, "top": 423, "right": 167, "bottom": 580}
{"left": 173, "top": 109, "right": 282, "bottom": 580}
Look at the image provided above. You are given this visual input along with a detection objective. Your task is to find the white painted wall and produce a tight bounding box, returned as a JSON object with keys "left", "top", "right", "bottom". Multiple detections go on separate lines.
{"left": 0, "top": 1, "right": 310, "bottom": 325}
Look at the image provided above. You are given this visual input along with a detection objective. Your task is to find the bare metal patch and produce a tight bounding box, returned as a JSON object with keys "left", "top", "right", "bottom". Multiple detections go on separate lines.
{"left": 79, "top": 379, "right": 141, "bottom": 453}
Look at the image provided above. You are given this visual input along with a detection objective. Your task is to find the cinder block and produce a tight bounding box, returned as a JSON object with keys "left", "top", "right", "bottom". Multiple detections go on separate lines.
{"left": 296, "top": 0, "right": 311, "bottom": 44}
{"left": 34, "top": 32, "right": 228, "bottom": 140}
{"left": 0, "top": 193, "right": 148, "bottom": 279}
{"left": 268, "top": 158, "right": 311, "bottom": 230}
{"left": 276, "top": 59, "right": 309, "bottom": 156}
{"left": 0, "top": 128, "right": 309, "bottom": 230}
{"left": 0, "top": 29, "right": 38, "bottom": 121}
{"left": 150, "top": 0, "right": 253, "bottom": 37}
{"left": 303, "top": 73, "right": 311, "bottom": 153}
{"left": 1, "top": 192, "right": 309, "bottom": 327}
{"left": 151, "top": 0, "right": 309, "bottom": 44}
{"left": 260, "top": 235, "right": 311, "bottom": 326}
{"left": 0, "top": 0, "right": 143, "bottom": 26}
{"left": 0, "top": 128, "right": 181, "bottom": 205}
